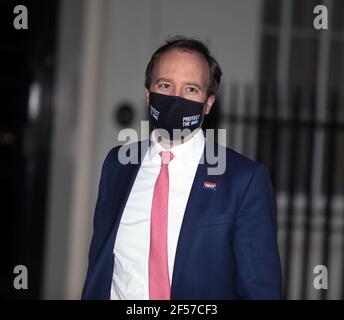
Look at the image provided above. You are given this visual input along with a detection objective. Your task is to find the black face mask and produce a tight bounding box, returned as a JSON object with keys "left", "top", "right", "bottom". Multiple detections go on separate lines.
{"left": 149, "top": 91, "right": 205, "bottom": 141}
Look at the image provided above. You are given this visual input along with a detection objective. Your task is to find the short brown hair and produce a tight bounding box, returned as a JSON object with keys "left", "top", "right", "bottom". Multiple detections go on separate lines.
{"left": 145, "top": 36, "right": 222, "bottom": 97}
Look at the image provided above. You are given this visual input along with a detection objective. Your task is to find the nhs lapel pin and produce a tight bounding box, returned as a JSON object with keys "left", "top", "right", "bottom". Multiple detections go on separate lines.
{"left": 203, "top": 181, "right": 217, "bottom": 191}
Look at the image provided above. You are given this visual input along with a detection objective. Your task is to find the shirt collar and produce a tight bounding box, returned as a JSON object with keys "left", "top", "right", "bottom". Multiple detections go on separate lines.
{"left": 148, "top": 129, "right": 205, "bottom": 165}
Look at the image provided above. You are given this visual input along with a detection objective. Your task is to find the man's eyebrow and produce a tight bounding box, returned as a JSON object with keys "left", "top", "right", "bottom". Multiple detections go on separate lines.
{"left": 155, "top": 77, "right": 173, "bottom": 84}
{"left": 155, "top": 78, "right": 203, "bottom": 91}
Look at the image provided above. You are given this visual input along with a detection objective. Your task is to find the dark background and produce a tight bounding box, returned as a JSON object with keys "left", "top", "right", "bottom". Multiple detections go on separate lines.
{"left": 0, "top": 0, "right": 343, "bottom": 299}
{"left": 0, "top": 0, "right": 58, "bottom": 299}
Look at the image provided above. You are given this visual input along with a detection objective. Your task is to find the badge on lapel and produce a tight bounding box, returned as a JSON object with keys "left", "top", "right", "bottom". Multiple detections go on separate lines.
{"left": 203, "top": 181, "right": 217, "bottom": 191}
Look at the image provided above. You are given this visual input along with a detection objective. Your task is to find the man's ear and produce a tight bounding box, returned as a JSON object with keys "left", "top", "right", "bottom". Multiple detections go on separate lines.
{"left": 204, "top": 95, "right": 216, "bottom": 115}
{"left": 145, "top": 88, "right": 150, "bottom": 105}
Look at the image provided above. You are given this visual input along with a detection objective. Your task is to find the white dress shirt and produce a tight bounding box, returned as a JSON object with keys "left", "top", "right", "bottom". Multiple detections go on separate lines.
{"left": 110, "top": 129, "right": 205, "bottom": 300}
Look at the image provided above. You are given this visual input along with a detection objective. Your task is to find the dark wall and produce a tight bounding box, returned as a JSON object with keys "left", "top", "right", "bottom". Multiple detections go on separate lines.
{"left": 0, "top": 0, "right": 59, "bottom": 299}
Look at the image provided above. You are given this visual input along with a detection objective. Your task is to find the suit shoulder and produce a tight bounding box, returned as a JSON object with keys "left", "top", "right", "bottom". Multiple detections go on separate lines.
{"left": 103, "top": 146, "right": 120, "bottom": 166}
{"left": 225, "top": 147, "right": 261, "bottom": 170}
{"left": 221, "top": 146, "right": 269, "bottom": 181}
{"left": 222, "top": 147, "right": 273, "bottom": 202}
{"left": 103, "top": 140, "right": 147, "bottom": 167}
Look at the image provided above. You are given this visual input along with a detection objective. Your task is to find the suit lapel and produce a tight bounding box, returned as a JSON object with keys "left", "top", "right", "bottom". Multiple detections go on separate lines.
{"left": 107, "top": 140, "right": 150, "bottom": 247}
{"left": 95, "top": 141, "right": 149, "bottom": 277}
{"left": 86, "top": 141, "right": 150, "bottom": 299}
{"left": 171, "top": 139, "right": 224, "bottom": 297}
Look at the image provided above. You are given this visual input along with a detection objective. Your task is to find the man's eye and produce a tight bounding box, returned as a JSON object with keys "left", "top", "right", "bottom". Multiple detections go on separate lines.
{"left": 158, "top": 83, "right": 171, "bottom": 89}
{"left": 186, "top": 87, "right": 199, "bottom": 93}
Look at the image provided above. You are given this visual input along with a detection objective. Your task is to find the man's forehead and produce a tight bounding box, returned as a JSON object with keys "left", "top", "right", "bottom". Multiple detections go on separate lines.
{"left": 157, "top": 48, "right": 208, "bottom": 68}
{"left": 153, "top": 49, "right": 210, "bottom": 85}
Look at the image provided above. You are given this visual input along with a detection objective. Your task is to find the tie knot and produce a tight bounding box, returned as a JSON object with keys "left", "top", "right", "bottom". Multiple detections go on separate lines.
{"left": 160, "top": 151, "right": 174, "bottom": 165}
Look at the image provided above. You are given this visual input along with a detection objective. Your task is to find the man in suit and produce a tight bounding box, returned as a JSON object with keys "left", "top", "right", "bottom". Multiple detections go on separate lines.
{"left": 82, "top": 36, "right": 282, "bottom": 300}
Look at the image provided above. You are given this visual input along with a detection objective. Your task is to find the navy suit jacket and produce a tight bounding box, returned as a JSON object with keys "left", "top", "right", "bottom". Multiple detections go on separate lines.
{"left": 82, "top": 134, "right": 282, "bottom": 299}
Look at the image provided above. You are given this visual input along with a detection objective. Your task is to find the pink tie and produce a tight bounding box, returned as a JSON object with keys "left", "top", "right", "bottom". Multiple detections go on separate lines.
{"left": 149, "top": 151, "right": 174, "bottom": 300}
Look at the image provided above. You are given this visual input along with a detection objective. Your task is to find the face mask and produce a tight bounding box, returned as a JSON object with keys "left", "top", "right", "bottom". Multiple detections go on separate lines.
{"left": 149, "top": 91, "right": 205, "bottom": 141}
